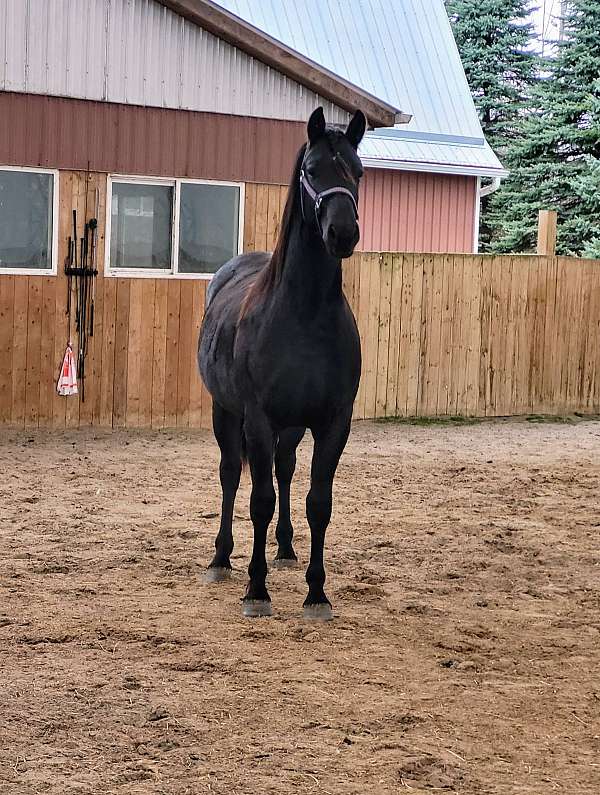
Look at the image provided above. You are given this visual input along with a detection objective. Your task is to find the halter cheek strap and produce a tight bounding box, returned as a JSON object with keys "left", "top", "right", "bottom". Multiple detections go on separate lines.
{"left": 299, "top": 167, "right": 359, "bottom": 235}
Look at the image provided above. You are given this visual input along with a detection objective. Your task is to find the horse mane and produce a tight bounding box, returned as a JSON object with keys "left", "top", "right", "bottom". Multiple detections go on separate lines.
{"left": 239, "top": 142, "right": 307, "bottom": 320}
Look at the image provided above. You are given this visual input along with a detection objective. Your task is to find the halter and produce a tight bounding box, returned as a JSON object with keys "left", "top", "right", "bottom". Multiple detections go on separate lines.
{"left": 299, "top": 155, "right": 359, "bottom": 235}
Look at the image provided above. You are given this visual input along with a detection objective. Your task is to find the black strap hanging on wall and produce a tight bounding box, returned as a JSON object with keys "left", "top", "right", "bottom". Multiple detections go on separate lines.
{"left": 64, "top": 206, "right": 98, "bottom": 402}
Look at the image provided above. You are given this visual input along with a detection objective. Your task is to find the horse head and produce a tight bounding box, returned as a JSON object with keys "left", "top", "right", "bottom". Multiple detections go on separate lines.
{"left": 301, "top": 107, "right": 366, "bottom": 259}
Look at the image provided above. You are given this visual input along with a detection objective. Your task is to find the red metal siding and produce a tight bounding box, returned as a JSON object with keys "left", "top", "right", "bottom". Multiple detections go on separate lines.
{"left": 358, "top": 168, "right": 477, "bottom": 254}
{"left": 0, "top": 91, "right": 305, "bottom": 185}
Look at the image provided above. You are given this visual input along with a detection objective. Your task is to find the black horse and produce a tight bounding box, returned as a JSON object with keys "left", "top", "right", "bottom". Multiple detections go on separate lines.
{"left": 198, "top": 107, "right": 366, "bottom": 619}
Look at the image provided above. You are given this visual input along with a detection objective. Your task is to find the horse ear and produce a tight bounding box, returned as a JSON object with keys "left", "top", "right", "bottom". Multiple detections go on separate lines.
{"left": 307, "top": 107, "right": 326, "bottom": 144}
{"left": 345, "top": 110, "right": 367, "bottom": 149}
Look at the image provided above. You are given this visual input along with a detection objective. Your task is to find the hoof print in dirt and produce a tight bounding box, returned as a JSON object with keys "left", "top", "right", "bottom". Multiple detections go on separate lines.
{"left": 148, "top": 706, "right": 169, "bottom": 722}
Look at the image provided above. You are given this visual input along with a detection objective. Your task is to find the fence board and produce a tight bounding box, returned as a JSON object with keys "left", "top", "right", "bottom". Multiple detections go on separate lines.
{"left": 375, "top": 253, "right": 393, "bottom": 418}
{"left": 385, "top": 253, "right": 404, "bottom": 417}
{"left": 406, "top": 254, "right": 424, "bottom": 416}
{"left": 363, "top": 253, "right": 382, "bottom": 420}
{"left": 465, "top": 256, "right": 483, "bottom": 416}
{"left": 395, "top": 253, "right": 413, "bottom": 416}
{"left": 355, "top": 252, "right": 371, "bottom": 419}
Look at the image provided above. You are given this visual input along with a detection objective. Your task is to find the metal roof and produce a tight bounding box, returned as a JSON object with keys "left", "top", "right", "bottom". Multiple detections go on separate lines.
{"left": 212, "top": 0, "right": 506, "bottom": 176}
{"left": 360, "top": 130, "right": 508, "bottom": 178}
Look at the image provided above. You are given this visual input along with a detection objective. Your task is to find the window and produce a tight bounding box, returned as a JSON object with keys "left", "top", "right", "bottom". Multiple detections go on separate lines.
{"left": 110, "top": 182, "right": 173, "bottom": 270}
{"left": 106, "top": 176, "right": 243, "bottom": 278}
{"left": 0, "top": 167, "right": 58, "bottom": 274}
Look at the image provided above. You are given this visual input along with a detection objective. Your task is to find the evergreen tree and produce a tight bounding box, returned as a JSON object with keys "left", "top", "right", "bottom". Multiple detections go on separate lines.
{"left": 490, "top": 1, "right": 600, "bottom": 255}
{"left": 445, "top": 0, "right": 538, "bottom": 249}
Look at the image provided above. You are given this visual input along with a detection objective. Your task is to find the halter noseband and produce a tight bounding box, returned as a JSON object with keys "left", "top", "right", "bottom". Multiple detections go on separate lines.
{"left": 299, "top": 157, "right": 359, "bottom": 235}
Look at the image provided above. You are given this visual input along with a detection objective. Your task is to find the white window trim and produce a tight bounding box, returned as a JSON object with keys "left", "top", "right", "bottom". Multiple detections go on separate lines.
{"left": 105, "top": 174, "right": 245, "bottom": 280}
{"left": 0, "top": 165, "right": 59, "bottom": 277}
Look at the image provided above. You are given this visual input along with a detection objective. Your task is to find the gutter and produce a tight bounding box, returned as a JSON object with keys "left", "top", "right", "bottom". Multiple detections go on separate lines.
{"left": 473, "top": 177, "right": 503, "bottom": 253}
{"left": 479, "top": 177, "right": 502, "bottom": 197}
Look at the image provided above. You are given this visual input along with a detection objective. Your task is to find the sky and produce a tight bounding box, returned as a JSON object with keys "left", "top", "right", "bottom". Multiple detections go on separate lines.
{"left": 531, "top": 1, "right": 561, "bottom": 52}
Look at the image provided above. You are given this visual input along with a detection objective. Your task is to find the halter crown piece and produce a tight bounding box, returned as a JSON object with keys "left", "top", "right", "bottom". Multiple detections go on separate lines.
{"left": 299, "top": 156, "right": 359, "bottom": 236}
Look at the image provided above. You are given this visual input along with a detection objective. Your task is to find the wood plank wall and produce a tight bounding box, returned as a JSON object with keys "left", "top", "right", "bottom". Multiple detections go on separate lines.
{"left": 1, "top": 175, "right": 599, "bottom": 429}
{"left": 344, "top": 253, "right": 600, "bottom": 419}
{"left": 0, "top": 177, "right": 285, "bottom": 429}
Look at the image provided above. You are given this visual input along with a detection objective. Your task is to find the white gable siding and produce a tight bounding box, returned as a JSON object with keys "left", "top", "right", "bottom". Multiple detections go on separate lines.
{"left": 0, "top": 0, "right": 349, "bottom": 123}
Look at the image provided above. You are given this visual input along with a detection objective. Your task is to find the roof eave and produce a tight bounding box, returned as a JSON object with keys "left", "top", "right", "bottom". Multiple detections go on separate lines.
{"left": 156, "top": 0, "right": 411, "bottom": 128}
{"left": 360, "top": 157, "right": 509, "bottom": 179}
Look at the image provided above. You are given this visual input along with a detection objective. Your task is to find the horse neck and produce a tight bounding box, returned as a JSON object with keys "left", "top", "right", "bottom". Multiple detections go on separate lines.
{"left": 278, "top": 213, "right": 342, "bottom": 316}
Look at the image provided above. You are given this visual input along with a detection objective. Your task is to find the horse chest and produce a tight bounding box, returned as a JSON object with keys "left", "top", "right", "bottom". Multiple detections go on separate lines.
{"left": 249, "top": 314, "right": 360, "bottom": 427}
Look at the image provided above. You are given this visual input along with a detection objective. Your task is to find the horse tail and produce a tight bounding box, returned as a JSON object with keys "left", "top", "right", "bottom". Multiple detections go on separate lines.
{"left": 240, "top": 426, "right": 248, "bottom": 472}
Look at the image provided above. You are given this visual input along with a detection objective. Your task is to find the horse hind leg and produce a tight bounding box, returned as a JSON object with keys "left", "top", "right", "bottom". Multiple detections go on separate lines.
{"left": 272, "top": 426, "right": 305, "bottom": 568}
{"left": 205, "top": 402, "right": 242, "bottom": 583}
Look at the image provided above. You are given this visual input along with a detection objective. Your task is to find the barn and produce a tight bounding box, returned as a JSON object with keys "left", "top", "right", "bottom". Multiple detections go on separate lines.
{"left": 0, "top": 0, "right": 506, "bottom": 429}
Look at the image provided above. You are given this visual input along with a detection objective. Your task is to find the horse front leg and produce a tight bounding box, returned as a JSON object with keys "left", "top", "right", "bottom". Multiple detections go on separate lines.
{"left": 243, "top": 408, "right": 276, "bottom": 617}
{"left": 304, "top": 414, "right": 352, "bottom": 621}
{"left": 273, "top": 426, "right": 306, "bottom": 568}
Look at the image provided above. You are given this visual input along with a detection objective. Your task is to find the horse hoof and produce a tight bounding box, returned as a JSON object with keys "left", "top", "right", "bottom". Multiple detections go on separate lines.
{"left": 242, "top": 599, "right": 273, "bottom": 618}
{"left": 203, "top": 567, "right": 232, "bottom": 583}
{"left": 303, "top": 603, "right": 333, "bottom": 622}
{"left": 271, "top": 557, "right": 299, "bottom": 570}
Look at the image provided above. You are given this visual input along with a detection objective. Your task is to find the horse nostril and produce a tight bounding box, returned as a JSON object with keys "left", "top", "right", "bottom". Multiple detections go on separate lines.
{"left": 328, "top": 224, "right": 337, "bottom": 241}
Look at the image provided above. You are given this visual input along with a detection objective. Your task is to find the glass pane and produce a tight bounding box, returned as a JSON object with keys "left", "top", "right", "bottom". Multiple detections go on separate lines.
{"left": 178, "top": 183, "right": 240, "bottom": 274}
{"left": 0, "top": 170, "right": 53, "bottom": 270}
{"left": 110, "top": 182, "right": 173, "bottom": 269}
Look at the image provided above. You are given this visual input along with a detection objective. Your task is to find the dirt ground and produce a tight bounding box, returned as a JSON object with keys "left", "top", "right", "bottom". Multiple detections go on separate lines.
{"left": 0, "top": 418, "right": 599, "bottom": 795}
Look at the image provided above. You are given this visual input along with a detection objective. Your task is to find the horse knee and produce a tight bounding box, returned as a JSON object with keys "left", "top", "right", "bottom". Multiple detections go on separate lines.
{"left": 219, "top": 459, "right": 241, "bottom": 488}
{"left": 275, "top": 452, "right": 296, "bottom": 485}
{"left": 250, "top": 485, "right": 276, "bottom": 526}
{"left": 306, "top": 482, "right": 332, "bottom": 530}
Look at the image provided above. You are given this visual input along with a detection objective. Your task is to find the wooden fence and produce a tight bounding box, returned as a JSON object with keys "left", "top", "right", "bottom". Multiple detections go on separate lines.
{"left": 0, "top": 173, "right": 598, "bottom": 428}
{"left": 345, "top": 253, "right": 600, "bottom": 419}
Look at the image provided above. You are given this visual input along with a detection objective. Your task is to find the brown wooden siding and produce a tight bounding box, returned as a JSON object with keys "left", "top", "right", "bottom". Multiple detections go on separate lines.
{"left": 0, "top": 91, "right": 305, "bottom": 185}
{"left": 358, "top": 169, "right": 477, "bottom": 253}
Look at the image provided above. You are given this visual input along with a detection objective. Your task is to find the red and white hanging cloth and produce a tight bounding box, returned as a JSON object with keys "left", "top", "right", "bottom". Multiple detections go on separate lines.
{"left": 56, "top": 343, "right": 78, "bottom": 396}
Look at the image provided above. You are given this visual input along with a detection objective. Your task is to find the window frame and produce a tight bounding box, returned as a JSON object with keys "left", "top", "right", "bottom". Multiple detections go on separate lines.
{"left": 0, "top": 165, "right": 59, "bottom": 277}
{"left": 105, "top": 174, "right": 245, "bottom": 280}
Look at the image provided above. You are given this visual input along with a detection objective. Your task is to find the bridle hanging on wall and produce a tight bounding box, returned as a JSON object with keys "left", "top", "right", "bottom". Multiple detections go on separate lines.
{"left": 63, "top": 197, "right": 99, "bottom": 403}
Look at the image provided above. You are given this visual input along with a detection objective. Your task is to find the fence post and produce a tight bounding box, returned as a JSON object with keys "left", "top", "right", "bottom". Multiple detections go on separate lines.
{"left": 537, "top": 210, "right": 557, "bottom": 256}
